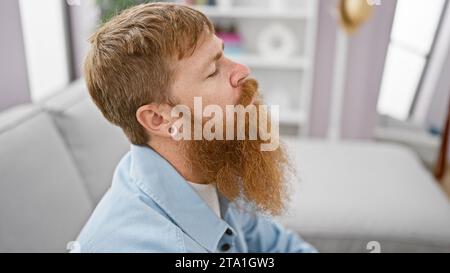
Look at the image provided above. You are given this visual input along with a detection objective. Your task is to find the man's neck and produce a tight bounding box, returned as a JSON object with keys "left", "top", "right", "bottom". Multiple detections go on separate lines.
{"left": 147, "top": 138, "right": 207, "bottom": 184}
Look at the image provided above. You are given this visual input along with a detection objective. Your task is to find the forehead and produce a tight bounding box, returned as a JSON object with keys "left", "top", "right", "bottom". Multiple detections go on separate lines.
{"left": 197, "top": 32, "right": 222, "bottom": 55}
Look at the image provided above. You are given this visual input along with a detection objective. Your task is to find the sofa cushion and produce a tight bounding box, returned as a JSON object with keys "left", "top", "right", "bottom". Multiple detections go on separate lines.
{"left": 42, "top": 80, "right": 130, "bottom": 204}
{"left": 0, "top": 105, "right": 93, "bottom": 252}
{"left": 279, "top": 139, "right": 450, "bottom": 252}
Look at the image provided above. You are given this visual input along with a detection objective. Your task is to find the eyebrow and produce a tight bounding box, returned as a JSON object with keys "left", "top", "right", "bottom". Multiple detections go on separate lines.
{"left": 203, "top": 41, "right": 225, "bottom": 73}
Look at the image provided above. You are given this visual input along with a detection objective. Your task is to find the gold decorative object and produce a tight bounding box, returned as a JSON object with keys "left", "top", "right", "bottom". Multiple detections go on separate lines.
{"left": 339, "top": 0, "right": 374, "bottom": 33}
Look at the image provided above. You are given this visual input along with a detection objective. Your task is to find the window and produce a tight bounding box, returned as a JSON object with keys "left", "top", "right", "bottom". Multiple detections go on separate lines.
{"left": 19, "top": 0, "right": 71, "bottom": 102}
{"left": 377, "top": 0, "right": 446, "bottom": 120}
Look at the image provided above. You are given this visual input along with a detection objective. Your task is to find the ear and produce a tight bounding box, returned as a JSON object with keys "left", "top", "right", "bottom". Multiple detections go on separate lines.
{"left": 136, "top": 103, "right": 173, "bottom": 138}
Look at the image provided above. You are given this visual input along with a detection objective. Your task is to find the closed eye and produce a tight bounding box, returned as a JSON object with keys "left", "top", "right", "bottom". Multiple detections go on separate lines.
{"left": 207, "top": 68, "right": 219, "bottom": 78}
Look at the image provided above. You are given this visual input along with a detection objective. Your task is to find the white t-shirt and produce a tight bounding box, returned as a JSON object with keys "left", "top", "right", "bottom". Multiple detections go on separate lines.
{"left": 187, "top": 181, "right": 221, "bottom": 219}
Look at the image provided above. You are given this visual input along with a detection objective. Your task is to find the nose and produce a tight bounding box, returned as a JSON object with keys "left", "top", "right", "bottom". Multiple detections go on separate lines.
{"left": 230, "top": 62, "right": 251, "bottom": 88}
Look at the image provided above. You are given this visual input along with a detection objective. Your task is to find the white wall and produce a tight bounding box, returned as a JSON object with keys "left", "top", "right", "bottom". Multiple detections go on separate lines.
{"left": 0, "top": 0, "right": 30, "bottom": 111}
{"left": 19, "top": 0, "right": 71, "bottom": 102}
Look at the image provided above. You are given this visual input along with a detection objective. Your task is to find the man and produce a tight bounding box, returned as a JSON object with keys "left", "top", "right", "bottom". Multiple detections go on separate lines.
{"left": 76, "top": 2, "right": 316, "bottom": 253}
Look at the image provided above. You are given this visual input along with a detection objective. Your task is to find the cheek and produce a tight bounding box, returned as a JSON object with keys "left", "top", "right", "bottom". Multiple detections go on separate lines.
{"left": 204, "top": 81, "right": 235, "bottom": 107}
{"left": 217, "top": 79, "right": 238, "bottom": 106}
{"left": 214, "top": 88, "right": 236, "bottom": 109}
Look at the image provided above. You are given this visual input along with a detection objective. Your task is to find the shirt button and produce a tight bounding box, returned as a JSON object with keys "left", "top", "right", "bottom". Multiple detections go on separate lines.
{"left": 225, "top": 228, "right": 233, "bottom": 236}
{"left": 221, "top": 243, "right": 231, "bottom": 252}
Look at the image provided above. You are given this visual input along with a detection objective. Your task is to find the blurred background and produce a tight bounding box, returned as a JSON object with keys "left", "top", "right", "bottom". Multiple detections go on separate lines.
{"left": 1, "top": 0, "right": 450, "bottom": 252}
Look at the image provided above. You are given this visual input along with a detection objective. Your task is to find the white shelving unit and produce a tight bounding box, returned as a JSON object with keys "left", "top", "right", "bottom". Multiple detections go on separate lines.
{"left": 194, "top": 5, "right": 314, "bottom": 19}
{"left": 191, "top": 0, "right": 318, "bottom": 136}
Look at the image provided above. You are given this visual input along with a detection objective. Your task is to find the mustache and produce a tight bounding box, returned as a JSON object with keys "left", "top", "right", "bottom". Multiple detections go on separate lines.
{"left": 238, "top": 78, "right": 259, "bottom": 106}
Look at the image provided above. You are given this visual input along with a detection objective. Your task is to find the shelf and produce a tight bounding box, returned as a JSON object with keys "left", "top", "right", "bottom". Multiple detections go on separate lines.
{"left": 193, "top": 5, "right": 312, "bottom": 19}
{"left": 228, "top": 54, "right": 310, "bottom": 70}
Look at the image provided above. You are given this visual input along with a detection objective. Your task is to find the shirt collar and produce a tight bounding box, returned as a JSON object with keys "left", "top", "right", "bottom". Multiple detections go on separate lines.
{"left": 129, "top": 144, "right": 231, "bottom": 252}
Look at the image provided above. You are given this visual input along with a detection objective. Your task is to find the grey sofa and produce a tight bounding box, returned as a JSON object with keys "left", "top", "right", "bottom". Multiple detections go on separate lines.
{"left": 1, "top": 79, "right": 450, "bottom": 252}
{"left": 0, "top": 80, "right": 129, "bottom": 252}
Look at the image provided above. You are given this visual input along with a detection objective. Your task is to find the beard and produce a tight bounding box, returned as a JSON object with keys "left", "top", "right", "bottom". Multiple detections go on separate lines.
{"left": 180, "top": 78, "right": 293, "bottom": 216}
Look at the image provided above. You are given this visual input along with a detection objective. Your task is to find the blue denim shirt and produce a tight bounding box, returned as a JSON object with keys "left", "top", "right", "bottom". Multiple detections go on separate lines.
{"left": 75, "top": 144, "right": 317, "bottom": 253}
